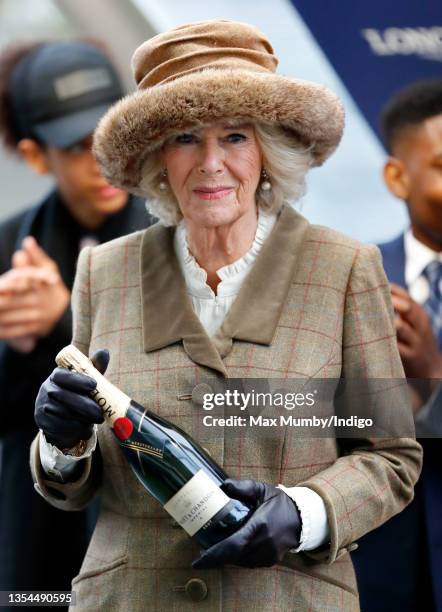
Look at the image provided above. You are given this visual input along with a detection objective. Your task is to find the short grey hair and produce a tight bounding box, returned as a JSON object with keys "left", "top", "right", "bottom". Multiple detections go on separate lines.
{"left": 139, "top": 122, "right": 313, "bottom": 226}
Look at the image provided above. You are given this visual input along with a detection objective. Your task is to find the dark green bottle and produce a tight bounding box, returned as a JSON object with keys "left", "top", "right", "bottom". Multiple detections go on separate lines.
{"left": 56, "top": 344, "right": 252, "bottom": 549}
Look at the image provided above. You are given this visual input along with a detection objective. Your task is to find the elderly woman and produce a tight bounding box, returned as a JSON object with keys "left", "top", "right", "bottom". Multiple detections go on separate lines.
{"left": 31, "top": 20, "right": 421, "bottom": 612}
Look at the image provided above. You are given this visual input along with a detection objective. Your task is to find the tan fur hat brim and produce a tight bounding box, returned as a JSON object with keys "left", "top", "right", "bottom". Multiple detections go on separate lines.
{"left": 93, "top": 68, "right": 344, "bottom": 194}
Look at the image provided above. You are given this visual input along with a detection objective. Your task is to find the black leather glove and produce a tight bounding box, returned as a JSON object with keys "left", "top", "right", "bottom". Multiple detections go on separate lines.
{"left": 192, "top": 478, "right": 302, "bottom": 569}
{"left": 34, "top": 349, "right": 110, "bottom": 450}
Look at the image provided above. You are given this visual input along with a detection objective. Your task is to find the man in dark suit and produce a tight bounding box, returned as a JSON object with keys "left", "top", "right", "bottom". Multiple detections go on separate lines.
{"left": 0, "top": 40, "right": 153, "bottom": 601}
{"left": 353, "top": 79, "right": 442, "bottom": 611}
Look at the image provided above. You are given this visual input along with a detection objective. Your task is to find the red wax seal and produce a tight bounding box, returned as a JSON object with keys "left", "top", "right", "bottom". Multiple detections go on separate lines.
{"left": 113, "top": 417, "right": 133, "bottom": 440}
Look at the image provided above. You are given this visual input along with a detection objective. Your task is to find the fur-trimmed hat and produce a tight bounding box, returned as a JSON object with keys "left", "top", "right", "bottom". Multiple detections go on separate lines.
{"left": 93, "top": 19, "right": 345, "bottom": 194}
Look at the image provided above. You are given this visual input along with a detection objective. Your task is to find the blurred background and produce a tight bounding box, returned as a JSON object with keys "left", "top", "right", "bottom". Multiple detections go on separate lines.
{"left": 1, "top": 0, "right": 440, "bottom": 242}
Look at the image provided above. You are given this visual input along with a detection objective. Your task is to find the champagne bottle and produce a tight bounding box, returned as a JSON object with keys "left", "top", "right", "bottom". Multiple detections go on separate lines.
{"left": 55, "top": 345, "right": 252, "bottom": 549}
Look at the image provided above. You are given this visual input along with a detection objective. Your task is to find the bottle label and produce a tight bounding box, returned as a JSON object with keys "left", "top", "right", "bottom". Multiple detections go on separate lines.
{"left": 163, "top": 470, "right": 230, "bottom": 536}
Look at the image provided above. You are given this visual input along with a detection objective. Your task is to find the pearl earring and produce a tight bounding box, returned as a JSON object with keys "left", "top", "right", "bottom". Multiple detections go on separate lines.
{"left": 159, "top": 169, "right": 168, "bottom": 191}
{"left": 261, "top": 168, "right": 272, "bottom": 191}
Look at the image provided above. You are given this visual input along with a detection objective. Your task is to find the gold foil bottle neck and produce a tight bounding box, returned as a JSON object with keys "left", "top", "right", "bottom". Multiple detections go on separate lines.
{"left": 56, "top": 344, "right": 95, "bottom": 376}
{"left": 55, "top": 344, "right": 131, "bottom": 424}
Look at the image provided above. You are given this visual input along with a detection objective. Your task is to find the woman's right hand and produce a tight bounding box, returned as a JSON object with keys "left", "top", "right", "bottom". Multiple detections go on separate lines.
{"left": 34, "top": 349, "right": 109, "bottom": 450}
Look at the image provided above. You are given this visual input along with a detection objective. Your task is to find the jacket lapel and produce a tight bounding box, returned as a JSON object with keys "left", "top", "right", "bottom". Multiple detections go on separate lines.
{"left": 140, "top": 206, "right": 310, "bottom": 374}
{"left": 212, "top": 206, "right": 309, "bottom": 356}
{"left": 140, "top": 223, "right": 228, "bottom": 375}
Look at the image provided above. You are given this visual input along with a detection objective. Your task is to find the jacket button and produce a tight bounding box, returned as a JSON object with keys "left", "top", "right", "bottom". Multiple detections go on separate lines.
{"left": 192, "top": 383, "right": 213, "bottom": 406}
{"left": 185, "top": 578, "right": 208, "bottom": 601}
{"left": 347, "top": 543, "right": 359, "bottom": 552}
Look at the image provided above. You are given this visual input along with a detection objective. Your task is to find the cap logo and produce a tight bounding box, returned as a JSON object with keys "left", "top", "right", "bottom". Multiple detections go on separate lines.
{"left": 54, "top": 68, "right": 113, "bottom": 100}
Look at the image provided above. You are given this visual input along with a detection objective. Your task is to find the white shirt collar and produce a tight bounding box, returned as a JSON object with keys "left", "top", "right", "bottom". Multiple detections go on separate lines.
{"left": 404, "top": 228, "right": 442, "bottom": 303}
{"left": 404, "top": 228, "right": 442, "bottom": 288}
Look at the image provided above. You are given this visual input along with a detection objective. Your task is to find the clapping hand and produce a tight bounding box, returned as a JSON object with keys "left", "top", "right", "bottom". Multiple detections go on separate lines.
{"left": 391, "top": 283, "right": 442, "bottom": 409}
{"left": 391, "top": 283, "right": 442, "bottom": 379}
{"left": 0, "top": 237, "right": 70, "bottom": 353}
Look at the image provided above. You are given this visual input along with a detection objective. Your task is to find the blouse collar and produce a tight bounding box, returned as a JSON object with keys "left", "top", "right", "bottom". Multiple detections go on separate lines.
{"left": 174, "top": 209, "right": 277, "bottom": 298}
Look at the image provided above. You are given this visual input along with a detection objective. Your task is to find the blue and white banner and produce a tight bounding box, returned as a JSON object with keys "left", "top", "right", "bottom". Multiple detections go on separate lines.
{"left": 291, "top": 1, "right": 442, "bottom": 140}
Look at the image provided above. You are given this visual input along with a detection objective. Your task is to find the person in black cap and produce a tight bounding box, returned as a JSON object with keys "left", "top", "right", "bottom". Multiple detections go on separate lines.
{"left": 0, "top": 40, "right": 154, "bottom": 600}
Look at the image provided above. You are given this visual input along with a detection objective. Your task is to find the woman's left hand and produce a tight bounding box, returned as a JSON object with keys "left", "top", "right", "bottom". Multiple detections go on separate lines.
{"left": 192, "top": 479, "right": 302, "bottom": 569}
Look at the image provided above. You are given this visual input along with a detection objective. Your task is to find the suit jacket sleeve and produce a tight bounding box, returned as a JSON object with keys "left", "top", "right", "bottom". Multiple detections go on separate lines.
{"left": 29, "top": 246, "right": 102, "bottom": 510}
{"left": 299, "top": 243, "right": 423, "bottom": 564}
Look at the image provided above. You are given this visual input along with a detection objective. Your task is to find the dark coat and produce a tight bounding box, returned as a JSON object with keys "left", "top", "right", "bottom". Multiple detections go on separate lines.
{"left": 352, "top": 234, "right": 442, "bottom": 612}
{"left": 0, "top": 190, "right": 153, "bottom": 600}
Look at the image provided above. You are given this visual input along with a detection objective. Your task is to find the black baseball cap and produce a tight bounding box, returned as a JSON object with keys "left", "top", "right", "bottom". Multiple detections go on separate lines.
{"left": 9, "top": 41, "right": 124, "bottom": 149}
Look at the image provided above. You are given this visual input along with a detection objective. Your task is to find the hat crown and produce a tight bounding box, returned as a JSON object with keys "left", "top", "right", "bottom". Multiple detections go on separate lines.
{"left": 93, "top": 19, "right": 345, "bottom": 192}
{"left": 132, "top": 19, "right": 278, "bottom": 89}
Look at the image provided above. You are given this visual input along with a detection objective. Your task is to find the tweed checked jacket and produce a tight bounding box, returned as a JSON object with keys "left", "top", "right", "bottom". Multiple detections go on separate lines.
{"left": 30, "top": 206, "right": 422, "bottom": 612}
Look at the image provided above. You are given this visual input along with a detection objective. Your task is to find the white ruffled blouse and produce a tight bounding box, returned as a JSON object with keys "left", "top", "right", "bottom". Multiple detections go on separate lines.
{"left": 174, "top": 210, "right": 276, "bottom": 337}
